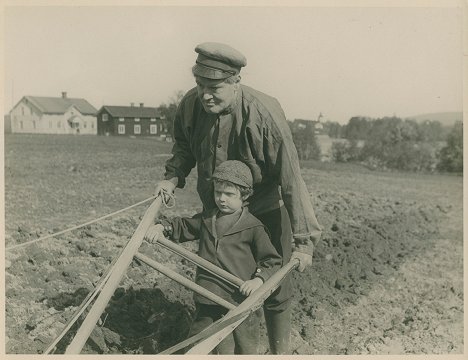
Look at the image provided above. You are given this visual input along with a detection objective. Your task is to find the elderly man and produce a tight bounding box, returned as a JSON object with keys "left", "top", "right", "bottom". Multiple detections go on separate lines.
{"left": 154, "top": 42, "right": 322, "bottom": 354}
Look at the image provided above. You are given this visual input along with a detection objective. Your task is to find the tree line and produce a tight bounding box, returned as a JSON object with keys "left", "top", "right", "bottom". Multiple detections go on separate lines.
{"left": 326, "top": 116, "right": 462, "bottom": 173}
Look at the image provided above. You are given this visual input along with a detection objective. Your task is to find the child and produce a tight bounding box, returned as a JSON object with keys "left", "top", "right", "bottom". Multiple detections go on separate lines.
{"left": 145, "top": 160, "right": 282, "bottom": 354}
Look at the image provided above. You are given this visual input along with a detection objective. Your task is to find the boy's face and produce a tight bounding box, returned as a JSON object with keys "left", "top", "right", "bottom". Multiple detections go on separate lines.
{"left": 213, "top": 182, "right": 245, "bottom": 214}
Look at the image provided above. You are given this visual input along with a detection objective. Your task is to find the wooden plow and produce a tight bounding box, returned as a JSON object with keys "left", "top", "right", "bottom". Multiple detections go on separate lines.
{"left": 63, "top": 197, "right": 298, "bottom": 354}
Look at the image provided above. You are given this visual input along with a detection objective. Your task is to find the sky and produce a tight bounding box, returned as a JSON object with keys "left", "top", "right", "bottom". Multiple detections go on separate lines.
{"left": 3, "top": 2, "right": 464, "bottom": 124}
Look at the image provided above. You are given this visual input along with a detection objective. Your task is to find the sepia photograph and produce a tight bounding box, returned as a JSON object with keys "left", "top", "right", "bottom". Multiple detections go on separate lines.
{"left": 3, "top": 0, "right": 464, "bottom": 356}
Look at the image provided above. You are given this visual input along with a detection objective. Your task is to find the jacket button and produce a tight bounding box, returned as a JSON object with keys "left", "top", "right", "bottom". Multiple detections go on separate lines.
{"left": 256, "top": 269, "right": 261, "bottom": 273}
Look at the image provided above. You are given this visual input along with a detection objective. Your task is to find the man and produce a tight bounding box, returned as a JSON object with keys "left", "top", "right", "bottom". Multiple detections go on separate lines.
{"left": 154, "top": 42, "right": 322, "bottom": 354}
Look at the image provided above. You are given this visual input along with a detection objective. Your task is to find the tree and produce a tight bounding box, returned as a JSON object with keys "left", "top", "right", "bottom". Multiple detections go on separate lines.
{"left": 437, "top": 121, "right": 463, "bottom": 173}
{"left": 289, "top": 122, "right": 321, "bottom": 160}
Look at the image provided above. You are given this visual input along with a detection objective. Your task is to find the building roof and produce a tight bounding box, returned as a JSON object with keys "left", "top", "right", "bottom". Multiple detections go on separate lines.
{"left": 23, "top": 95, "right": 98, "bottom": 115}
{"left": 100, "top": 105, "right": 162, "bottom": 118}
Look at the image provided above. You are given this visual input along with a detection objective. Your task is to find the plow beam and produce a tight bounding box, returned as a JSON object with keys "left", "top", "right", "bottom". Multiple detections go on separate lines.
{"left": 65, "top": 198, "right": 163, "bottom": 354}
{"left": 156, "top": 237, "right": 244, "bottom": 288}
{"left": 135, "top": 252, "right": 235, "bottom": 310}
{"left": 186, "top": 258, "right": 299, "bottom": 354}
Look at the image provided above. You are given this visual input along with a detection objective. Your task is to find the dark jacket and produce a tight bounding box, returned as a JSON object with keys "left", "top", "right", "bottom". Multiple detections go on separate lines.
{"left": 162, "top": 207, "right": 282, "bottom": 306}
{"left": 164, "top": 84, "right": 322, "bottom": 255}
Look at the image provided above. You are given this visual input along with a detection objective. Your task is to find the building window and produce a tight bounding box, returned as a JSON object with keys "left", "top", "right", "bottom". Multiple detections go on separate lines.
{"left": 150, "top": 124, "right": 157, "bottom": 134}
{"left": 102, "top": 114, "right": 108, "bottom": 121}
{"left": 22, "top": 107, "right": 24, "bottom": 116}
{"left": 91, "top": 122, "right": 95, "bottom": 129}
{"left": 57, "top": 121, "right": 61, "bottom": 128}
{"left": 118, "top": 124, "right": 125, "bottom": 134}
{"left": 135, "top": 117, "right": 140, "bottom": 122}
{"left": 159, "top": 123, "right": 163, "bottom": 132}
{"left": 20, "top": 121, "right": 23, "bottom": 129}
{"left": 150, "top": 118, "right": 156, "bottom": 122}
{"left": 32, "top": 120, "right": 36, "bottom": 129}
{"left": 134, "top": 124, "right": 141, "bottom": 134}
{"left": 83, "top": 121, "right": 87, "bottom": 128}
{"left": 119, "top": 117, "right": 124, "bottom": 122}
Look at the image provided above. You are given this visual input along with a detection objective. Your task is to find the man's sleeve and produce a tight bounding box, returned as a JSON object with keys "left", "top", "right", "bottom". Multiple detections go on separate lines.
{"left": 265, "top": 109, "right": 322, "bottom": 256}
{"left": 164, "top": 102, "right": 196, "bottom": 188}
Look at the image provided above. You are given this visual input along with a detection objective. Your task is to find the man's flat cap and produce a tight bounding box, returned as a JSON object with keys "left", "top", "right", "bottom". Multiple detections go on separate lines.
{"left": 193, "top": 42, "right": 247, "bottom": 80}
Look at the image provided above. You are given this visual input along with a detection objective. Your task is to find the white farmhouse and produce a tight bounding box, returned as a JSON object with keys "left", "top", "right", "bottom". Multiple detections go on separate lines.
{"left": 9, "top": 92, "right": 98, "bottom": 135}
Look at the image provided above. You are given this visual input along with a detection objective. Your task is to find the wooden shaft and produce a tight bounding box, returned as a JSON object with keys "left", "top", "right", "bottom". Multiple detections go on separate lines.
{"left": 156, "top": 237, "right": 244, "bottom": 288}
{"left": 186, "top": 259, "right": 299, "bottom": 354}
{"left": 162, "top": 259, "right": 299, "bottom": 355}
{"left": 65, "top": 198, "right": 163, "bottom": 354}
{"left": 135, "top": 252, "right": 235, "bottom": 310}
{"left": 159, "top": 309, "right": 250, "bottom": 354}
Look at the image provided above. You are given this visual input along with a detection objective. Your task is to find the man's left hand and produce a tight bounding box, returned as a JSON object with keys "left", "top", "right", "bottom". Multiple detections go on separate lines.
{"left": 291, "top": 251, "right": 313, "bottom": 272}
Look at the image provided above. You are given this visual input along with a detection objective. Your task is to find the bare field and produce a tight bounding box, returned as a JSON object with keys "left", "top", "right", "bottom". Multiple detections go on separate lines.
{"left": 4, "top": 134, "right": 463, "bottom": 355}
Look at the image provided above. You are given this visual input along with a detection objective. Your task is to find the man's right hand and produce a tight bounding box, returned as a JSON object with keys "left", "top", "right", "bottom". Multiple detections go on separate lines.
{"left": 154, "top": 179, "right": 177, "bottom": 202}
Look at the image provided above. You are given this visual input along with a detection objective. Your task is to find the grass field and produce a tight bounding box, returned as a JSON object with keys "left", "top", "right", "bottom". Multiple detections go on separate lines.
{"left": 4, "top": 134, "right": 463, "bottom": 355}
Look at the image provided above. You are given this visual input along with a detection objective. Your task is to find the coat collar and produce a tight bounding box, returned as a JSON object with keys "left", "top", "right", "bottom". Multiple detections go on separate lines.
{"left": 202, "top": 207, "right": 263, "bottom": 238}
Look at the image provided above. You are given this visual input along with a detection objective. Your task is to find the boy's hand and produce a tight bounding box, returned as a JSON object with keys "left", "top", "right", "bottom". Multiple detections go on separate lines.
{"left": 239, "top": 277, "right": 263, "bottom": 296}
{"left": 145, "top": 224, "right": 165, "bottom": 244}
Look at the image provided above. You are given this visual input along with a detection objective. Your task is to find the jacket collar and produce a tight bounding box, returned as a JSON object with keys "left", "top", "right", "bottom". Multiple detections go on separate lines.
{"left": 202, "top": 207, "right": 263, "bottom": 238}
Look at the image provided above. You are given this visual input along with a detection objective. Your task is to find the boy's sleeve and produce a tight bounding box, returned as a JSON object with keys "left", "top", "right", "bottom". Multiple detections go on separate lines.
{"left": 158, "top": 213, "right": 203, "bottom": 243}
{"left": 251, "top": 226, "right": 283, "bottom": 283}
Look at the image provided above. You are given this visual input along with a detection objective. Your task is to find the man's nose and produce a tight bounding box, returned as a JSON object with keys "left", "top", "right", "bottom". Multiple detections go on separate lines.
{"left": 202, "top": 91, "right": 212, "bottom": 100}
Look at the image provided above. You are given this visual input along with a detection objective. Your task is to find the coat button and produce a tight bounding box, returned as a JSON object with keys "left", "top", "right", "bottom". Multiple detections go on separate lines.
{"left": 256, "top": 269, "right": 262, "bottom": 273}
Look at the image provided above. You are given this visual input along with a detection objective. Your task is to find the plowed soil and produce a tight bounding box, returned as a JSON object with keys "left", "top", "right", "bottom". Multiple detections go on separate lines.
{"left": 4, "top": 135, "right": 463, "bottom": 355}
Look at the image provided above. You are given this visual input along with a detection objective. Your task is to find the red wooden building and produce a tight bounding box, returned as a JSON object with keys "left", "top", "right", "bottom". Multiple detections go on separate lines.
{"left": 96, "top": 103, "right": 169, "bottom": 138}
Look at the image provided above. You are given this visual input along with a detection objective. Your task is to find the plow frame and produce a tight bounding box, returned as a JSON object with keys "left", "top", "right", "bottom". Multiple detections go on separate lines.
{"left": 63, "top": 198, "right": 298, "bottom": 355}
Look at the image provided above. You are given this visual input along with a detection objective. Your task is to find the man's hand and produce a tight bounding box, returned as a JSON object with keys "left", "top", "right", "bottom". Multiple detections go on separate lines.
{"left": 154, "top": 179, "right": 177, "bottom": 202}
{"left": 239, "top": 277, "right": 263, "bottom": 296}
{"left": 291, "top": 251, "right": 313, "bottom": 272}
{"left": 145, "top": 224, "right": 165, "bottom": 244}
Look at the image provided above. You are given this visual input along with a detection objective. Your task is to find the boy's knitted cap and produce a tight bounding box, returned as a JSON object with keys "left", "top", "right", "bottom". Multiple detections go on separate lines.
{"left": 212, "top": 160, "right": 253, "bottom": 188}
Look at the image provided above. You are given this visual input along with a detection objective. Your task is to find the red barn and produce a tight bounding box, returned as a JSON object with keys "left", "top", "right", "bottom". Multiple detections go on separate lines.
{"left": 97, "top": 103, "right": 169, "bottom": 138}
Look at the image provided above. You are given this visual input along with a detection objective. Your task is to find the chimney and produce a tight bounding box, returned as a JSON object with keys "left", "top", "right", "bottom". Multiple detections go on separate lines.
{"left": 140, "top": 103, "right": 144, "bottom": 108}
{"left": 62, "top": 92, "right": 67, "bottom": 99}
{"left": 130, "top": 102, "right": 134, "bottom": 107}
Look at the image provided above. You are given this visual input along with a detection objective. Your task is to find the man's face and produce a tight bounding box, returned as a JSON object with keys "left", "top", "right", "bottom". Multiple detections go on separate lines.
{"left": 195, "top": 76, "right": 239, "bottom": 114}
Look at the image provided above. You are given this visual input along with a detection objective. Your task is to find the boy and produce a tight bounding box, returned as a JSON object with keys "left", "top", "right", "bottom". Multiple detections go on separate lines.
{"left": 145, "top": 160, "right": 282, "bottom": 354}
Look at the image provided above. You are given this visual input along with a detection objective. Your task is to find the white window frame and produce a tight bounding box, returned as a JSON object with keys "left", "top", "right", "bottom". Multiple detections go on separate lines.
{"left": 118, "top": 124, "right": 125, "bottom": 134}
{"left": 134, "top": 124, "right": 141, "bottom": 134}
{"left": 119, "top": 117, "right": 125, "bottom": 122}
{"left": 150, "top": 118, "right": 156, "bottom": 122}
{"left": 150, "top": 124, "right": 157, "bottom": 134}
{"left": 135, "top": 117, "right": 140, "bottom": 122}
